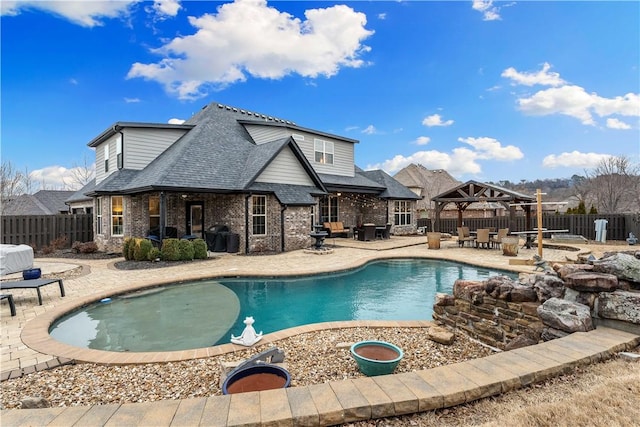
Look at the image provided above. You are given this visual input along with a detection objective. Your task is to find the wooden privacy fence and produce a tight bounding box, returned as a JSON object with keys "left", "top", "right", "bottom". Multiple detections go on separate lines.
{"left": 1, "top": 214, "right": 94, "bottom": 249}
{"left": 429, "top": 213, "right": 634, "bottom": 242}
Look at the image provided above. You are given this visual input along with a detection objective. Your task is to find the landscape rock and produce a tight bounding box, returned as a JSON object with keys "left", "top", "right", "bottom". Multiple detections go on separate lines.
{"left": 428, "top": 326, "right": 455, "bottom": 345}
{"left": 591, "top": 252, "right": 640, "bottom": 283}
{"left": 554, "top": 263, "right": 594, "bottom": 279}
{"left": 485, "top": 276, "right": 536, "bottom": 302}
{"left": 21, "top": 397, "right": 50, "bottom": 409}
{"left": 453, "top": 280, "right": 485, "bottom": 304}
{"left": 435, "top": 293, "right": 455, "bottom": 306}
{"left": 564, "top": 288, "right": 597, "bottom": 309}
{"left": 541, "top": 326, "right": 570, "bottom": 341}
{"left": 564, "top": 271, "right": 618, "bottom": 292}
{"left": 505, "top": 334, "right": 538, "bottom": 350}
{"left": 597, "top": 290, "right": 640, "bottom": 325}
{"left": 537, "top": 297, "right": 594, "bottom": 333}
{"left": 531, "top": 274, "right": 566, "bottom": 302}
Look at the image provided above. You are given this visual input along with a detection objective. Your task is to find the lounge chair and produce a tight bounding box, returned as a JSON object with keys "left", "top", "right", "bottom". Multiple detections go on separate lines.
{"left": 457, "top": 227, "right": 475, "bottom": 247}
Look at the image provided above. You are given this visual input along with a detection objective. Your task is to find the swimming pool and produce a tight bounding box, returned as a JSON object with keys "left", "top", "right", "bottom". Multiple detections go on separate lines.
{"left": 49, "top": 259, "right": 514, "bottom": 352}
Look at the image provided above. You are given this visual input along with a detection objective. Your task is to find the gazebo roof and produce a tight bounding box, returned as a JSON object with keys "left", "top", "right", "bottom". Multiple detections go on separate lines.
{"left": 431, "top": 180, "right": 534, "bottom": 206}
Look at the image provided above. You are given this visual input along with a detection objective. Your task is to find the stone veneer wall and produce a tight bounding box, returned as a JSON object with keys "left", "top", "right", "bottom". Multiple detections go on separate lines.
{"left": 433, "top": 251, "right": 640, "bottom": 350}
{"left": 433, "top": 280, "right": 544, "bottom": 350}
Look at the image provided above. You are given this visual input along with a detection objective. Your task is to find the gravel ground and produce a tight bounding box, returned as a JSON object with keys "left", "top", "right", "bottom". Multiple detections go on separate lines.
{"left": 0, "top": 327, "right": 494, "bottom": 409}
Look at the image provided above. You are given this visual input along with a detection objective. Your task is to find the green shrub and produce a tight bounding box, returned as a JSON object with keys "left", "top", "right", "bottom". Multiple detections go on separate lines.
{"left": 178, "top": 239, "right": 195, "bottom": 261}
{"left": 148, "top": 247, "right": 161, "bottom": 261}
{"left": 134, "top": 239, "right": 152, "bottom": 261}
{"left": 161, "top": 238, "right": 180, "bottom": 261}
{"left": 193, "top": 238, "right": 208, "bottom": 259}
{"left": 123, "top": 237, "right": 134, "bottom": 260}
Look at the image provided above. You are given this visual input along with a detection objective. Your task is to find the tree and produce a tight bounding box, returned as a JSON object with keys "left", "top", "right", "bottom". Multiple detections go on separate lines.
{"left": 1, "top": 160, "right": 25, "bottom": 213}
{"left": 62, "top": 154, "right": 95, "bottom": 190}
{"left": 583, "top": 156, "right": 639, "bottom": 213}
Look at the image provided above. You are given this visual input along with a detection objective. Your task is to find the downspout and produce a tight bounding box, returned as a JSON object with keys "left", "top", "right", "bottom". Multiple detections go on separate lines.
{"left": 280, "top": 204, "right": 287, "bottom": 252}
{"left": 386, "top": 200, "right": 390, "bottom": 224}
{"left": 244, "top": 193, "right": 252, "bottom": 254}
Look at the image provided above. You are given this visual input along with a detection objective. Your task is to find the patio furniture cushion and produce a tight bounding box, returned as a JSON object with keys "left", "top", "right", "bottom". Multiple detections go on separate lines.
{"left": 323, "top": 222, "right": 349, "bottom": 237}
{"left": 457, "top": 227, "right": 476, "bottom": 247}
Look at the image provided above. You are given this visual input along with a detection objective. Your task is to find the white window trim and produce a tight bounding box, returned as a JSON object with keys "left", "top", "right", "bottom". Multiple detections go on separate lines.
{"left": 314, "top": 139, "right": 334, "bottom": 165}
{"left": 394, "top": 200, "right": 411, "bottom": 226}
{"left": 96, "top": 198, "right": 103, "bottom": 235}
{"left": 252, "top": 195, "right": 267, "bottom": 236}
{"left": 111, "top": 196, "right": 124, "bottom": 236}
{"left": 116, "top": 136, "right": 123, "bottom": 169}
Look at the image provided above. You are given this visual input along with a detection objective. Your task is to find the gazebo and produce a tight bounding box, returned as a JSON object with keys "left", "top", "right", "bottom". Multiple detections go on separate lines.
{"left": 431, "top": 180, "right": 535, "bottom": 232}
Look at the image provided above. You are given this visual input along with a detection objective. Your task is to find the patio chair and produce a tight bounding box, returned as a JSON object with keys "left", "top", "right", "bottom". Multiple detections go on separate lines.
{"left": 475, "top": 228, "right": 491, "bottom": 249}
{"left": 457, "top": 227, "right": 475, "bottom": 248}
{"left": 490, "top": 228, "right": 509, "bottom": 249}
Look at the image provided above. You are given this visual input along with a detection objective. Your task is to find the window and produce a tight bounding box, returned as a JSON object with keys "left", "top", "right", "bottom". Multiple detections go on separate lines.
{"left": 104, "top": 145, "right": 109, "bottom": 172}
{"left": 252, "top": 195, "right": 266, "bottom": 235}
{"left": 319, "top": 196, "right": 339, "bottom": 223}
{"left": 116, "top": 135, "right": 123, "bottom": 169}
{"left": 96, "top": 198, "right": 102, "bottom": 234}
{"left": 310, "top": 205, "right": 316, "bottom": 230}
{"left": 314, "top": 139, "right": 334, "bottom": 165}
{"left": 111, "top": 196, "right": 124, "bottom": 236}
{"left": 149, "top": 196, "right": 160, "bottom": 230}
{"left": 394, "top": 201, "right": 411, "bottom": 226}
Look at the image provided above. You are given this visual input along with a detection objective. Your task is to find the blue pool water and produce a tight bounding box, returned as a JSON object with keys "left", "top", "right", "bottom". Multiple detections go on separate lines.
{"left": 49, "top": 259, "right": 514, "bottom": 352}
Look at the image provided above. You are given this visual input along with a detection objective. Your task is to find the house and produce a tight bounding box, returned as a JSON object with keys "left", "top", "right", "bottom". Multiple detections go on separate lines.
{"left": 83, "top": 102, "right": 420, "bottom": 253}
{"left": 65, "top": 181, "right": 95, "bottom": 214}
{"left": 1, "top": 190, "right": 75, "bottom": 215}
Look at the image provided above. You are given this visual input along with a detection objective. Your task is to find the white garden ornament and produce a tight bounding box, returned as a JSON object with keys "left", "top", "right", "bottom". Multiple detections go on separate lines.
{"left": 230, "top": 316, "right": 263, "bottom": 346}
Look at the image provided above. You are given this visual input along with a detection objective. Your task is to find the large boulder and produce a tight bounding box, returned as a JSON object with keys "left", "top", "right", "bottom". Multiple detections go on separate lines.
{"left": 554, "top": 263, "right": 593, "bottom": 280}
{"left": 485, "top": 276, "right": 537, "bottom": 302}
{"left": 537, "top": 297, "right": 594, "bottom": 333}
{"left": 453, "top": 280, "right": 486, "bottom": 304}
{"left": 591, "top": 252, "right": 640, "bottom": 284}
{"left": 597, "top": 290, "right": 640, "bottom": 325}
{"left": 564, "top": 272, "right": 619, "bottom": 292}
{"left": 530, "top": 274, "right": 566, "bottom": 303}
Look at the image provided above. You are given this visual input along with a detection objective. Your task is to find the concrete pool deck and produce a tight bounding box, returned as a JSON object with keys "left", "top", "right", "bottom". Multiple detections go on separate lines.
{"left": 1, "top": 235, "right": 638, "bottom": 425}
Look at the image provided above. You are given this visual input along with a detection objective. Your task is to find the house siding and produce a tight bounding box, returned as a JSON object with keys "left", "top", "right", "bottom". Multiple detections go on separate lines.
{"left": 254, "top": 147, "right": 315, "bottom": 186}
{"left": 94, "top": 136, "right": 117, "bottom": 184}
{"left": 244, "top": 124, "right": 287, "bottom": 144}
{"left": 124, "top": 128, "right": 188, "bottom": 170}
{"left": 244, "top": 124, "right": 355, "bottom": 177}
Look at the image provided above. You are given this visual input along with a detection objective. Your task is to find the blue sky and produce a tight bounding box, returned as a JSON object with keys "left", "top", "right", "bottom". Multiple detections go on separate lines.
{"left": 2, "top": 0, "right": 639, "bottom": 191}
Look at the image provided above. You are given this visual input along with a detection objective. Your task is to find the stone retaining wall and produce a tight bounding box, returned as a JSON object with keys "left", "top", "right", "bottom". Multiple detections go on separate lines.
{"left": 433, "top": 251, "right": 640, "bottom": 350}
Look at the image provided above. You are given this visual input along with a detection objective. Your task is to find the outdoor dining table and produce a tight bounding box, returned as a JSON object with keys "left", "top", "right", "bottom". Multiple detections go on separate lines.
{"left": 511, "top": 229, "right": 569, "bottom": 249}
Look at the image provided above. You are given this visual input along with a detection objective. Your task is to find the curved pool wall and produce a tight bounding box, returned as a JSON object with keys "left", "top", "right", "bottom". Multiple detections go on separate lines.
{"left": 48, "top": 258, "right": 516, "bottom": 353}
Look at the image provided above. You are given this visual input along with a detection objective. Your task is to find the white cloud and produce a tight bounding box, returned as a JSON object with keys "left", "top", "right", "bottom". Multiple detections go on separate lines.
{"left": 124, "top": 97, "right": 141, "bottom": 103}
{"left": 472, "top": 0, "right": 501, "bottom": 21}
{"left": 128, "top": 0, "right": 374, "bottom": 100}
{"left": 28, "top": 164, "right": 96, "bottom": 191}
{"left": 362, "top": 125, "right": 377, "bottom": 135}
{"left": 0, "top": 0, "right": 138, "bottom": 27}
{"left": 457, "top": 137, "right": 523, "bottom": 161}
{"left": 542, "top": 151, "right": 612, "bottom": 169}
{"left": 501, "top": 63, "right": 565, "bottom": 87}
{"left": 517, "top": 85, "right": 640, "bottom": 125}
{"left": 422, "top": 114, "right": 454, "bottom": 127}
{"left": 377, "top": 13, "right": 386, "bottom": 20}
{"left": 414, "top": 136, "right": 431, "bottom": 146}
{"left": 367, "top": 148, "right": 482, "bottom": 177}
{"left": 153, "top": 0, "right": 181, "bottom": 17}
{"left": 168, "top": 118, "right": 185, "bottom": 124}
{"left": 368, "top": 134, "right": 524, "bottom": 177}
{"left": 606, "top": 118, "right": 631, "bottom": 130}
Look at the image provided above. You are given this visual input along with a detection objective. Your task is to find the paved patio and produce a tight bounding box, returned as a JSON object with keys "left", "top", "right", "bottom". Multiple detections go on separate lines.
{"left": 1, "top": 235, "right": 637, "bottom": 425}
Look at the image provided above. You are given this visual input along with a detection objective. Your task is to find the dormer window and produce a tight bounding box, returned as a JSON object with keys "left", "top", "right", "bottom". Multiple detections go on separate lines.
{"left": 314, "top": 139, "right": 334, "bottom": 165}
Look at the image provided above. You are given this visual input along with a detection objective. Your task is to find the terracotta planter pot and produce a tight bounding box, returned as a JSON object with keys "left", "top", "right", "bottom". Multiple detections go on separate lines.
{"left": 222, "top": 365, "right": 291, "bottom": 394}
{"left": 350, "top": 340, "right": 404, "bottom": 376}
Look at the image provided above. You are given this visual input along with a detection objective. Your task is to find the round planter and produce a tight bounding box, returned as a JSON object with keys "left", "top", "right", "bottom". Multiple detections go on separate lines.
{"left": 222, "top": 365, "right": 291, "bottom": 395}
{"left": 502, "top": 237, "right": 519, "bottom": 256}
{"left": 350, "top": 340, "right": 404, "bottom": 376}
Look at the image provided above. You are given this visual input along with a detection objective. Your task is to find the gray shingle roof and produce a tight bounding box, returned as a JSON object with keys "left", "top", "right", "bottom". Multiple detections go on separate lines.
{"left": 65, "top": 180, "right": 95, "bottom": 203}
{"left": 89, "top": 101, "right": 416, "bottom": 204}
{"left": 359, "top": 170, "right": 421, "bottom": 200}
{"left": 2, "top": 190, "right": 75, "bottom": 215}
